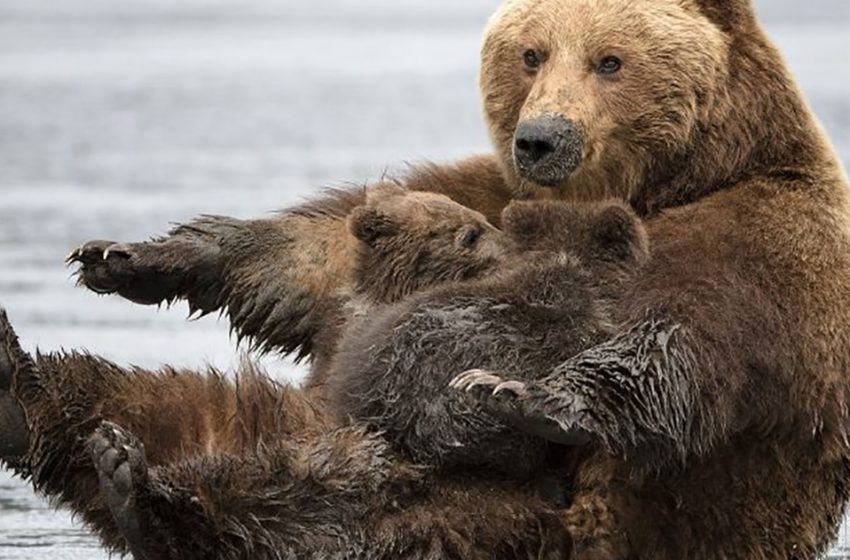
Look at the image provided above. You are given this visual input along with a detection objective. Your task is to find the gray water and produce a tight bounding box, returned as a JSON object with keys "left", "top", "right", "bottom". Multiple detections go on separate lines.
{"left": 0, "top": 1, "right": 849, "bottom": 558}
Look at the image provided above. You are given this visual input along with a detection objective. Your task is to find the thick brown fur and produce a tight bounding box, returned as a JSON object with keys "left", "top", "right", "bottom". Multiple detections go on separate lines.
{"left": 328, "top": 199, "right": 647, "bottom": 481}
{"left": 12, "top": 0, "right": 850, "bottom": 558}
{"left": 1, "top": 191, "right": 584, "bottom": 558}
{"left": 0, "top": 310, "right": 574, "bottom": 559}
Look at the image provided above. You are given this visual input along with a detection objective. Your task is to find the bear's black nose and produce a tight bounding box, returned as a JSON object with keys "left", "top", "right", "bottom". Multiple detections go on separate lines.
{"left": 514, "top": 116, "right": 584, "bottom": 187}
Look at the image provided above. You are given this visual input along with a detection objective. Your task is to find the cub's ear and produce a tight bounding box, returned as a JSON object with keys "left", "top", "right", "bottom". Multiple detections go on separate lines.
{"left": 501, "top": 201, "right": 562, "bottom": 249}
{"left": 587, "top": 205, "right": 649, "bottom": 264}
{"left": 349, "top": 206, "right": 398, "bottom": 247}
{"left": 365, "top": 183, "right": 407, "bottom": 204}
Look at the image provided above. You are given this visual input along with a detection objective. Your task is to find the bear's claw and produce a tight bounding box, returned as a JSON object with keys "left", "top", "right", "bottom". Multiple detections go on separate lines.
{"left": 450, "top": 369, "right": 528, "bottom": 397}
{"left": 66, "top": 240, "right": 138, "bottom": 295}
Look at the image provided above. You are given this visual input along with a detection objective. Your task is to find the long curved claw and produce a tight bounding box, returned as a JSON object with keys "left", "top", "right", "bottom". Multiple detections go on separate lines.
{"left": 450, "top": 369, "right": 529, "bottom": 397}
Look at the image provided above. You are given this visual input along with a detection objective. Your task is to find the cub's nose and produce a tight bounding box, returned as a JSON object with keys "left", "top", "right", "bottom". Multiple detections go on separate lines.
{"left": 513, "top": 116, "right": 584, "bottom": 187}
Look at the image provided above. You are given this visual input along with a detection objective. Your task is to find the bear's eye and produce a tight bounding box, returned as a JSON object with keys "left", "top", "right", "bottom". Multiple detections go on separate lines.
{"left": 457, "top": 227, "right": 482, "bottom": 249}
{"left": 596, "top": 56, "right": 622, "bottom": 75}
{"left": 523, "top": 49, "right": 542, "bottom": 70}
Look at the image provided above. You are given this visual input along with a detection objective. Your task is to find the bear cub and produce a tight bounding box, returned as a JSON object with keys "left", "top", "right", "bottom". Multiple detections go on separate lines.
{"left": 330, "top": 195, "right": 649, "bottom": 480}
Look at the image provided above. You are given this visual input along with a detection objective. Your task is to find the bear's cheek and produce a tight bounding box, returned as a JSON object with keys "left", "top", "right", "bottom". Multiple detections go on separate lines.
{"left": 482, "top": 67, "right": 531, "bottom": 152}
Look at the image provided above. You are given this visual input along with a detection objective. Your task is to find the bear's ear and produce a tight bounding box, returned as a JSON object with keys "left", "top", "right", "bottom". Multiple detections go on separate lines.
{"left": 587, "top": 205, "right": 649, "bottom": 264}
{"left": 692, "top": 0, "right": 756, "bottom": 31}
{"left": 349, "top": 206, "right": 398, "bottom": 247}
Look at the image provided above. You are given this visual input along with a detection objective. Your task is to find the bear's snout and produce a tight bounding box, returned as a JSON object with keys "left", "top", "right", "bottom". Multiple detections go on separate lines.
{"left": 513, "top": 116, "right": 584, "bottom": 188}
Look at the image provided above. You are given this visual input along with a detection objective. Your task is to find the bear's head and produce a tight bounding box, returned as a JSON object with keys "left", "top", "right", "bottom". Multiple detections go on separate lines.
{"left": 501, "top": 199, "right": 649, "bottom": 270}
{"left": 480, "top": 0, "right": 823, "bottom": 213}
{"left": 348, "top": 185, "right": 508, "bottom": 303}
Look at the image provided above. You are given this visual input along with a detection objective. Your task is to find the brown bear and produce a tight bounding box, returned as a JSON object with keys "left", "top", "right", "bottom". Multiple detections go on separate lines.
{"left": 15, "top": 0, "right": 850, "bottom": 557}
{"left": 0, "top": 194, "right": 610, "bottom": 559}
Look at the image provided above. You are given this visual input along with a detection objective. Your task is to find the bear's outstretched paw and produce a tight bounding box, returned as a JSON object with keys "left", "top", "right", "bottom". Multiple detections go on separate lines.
{"left": 450, "top": 369, "right": 530, "bottom": 422}
{"left": 89, "top": 421, "right": 156, "bottom": 560}
{"left": 67, "top": 239, "right": 191, "bottom": 306}
{"left": 450, "top": 369, "right": 528, "bottom": 397}
{"left": 0, "top": 309, "right": 32, "bottom": 462}
{"left": 451, "top": 369, "right": 592, "bottom": 446}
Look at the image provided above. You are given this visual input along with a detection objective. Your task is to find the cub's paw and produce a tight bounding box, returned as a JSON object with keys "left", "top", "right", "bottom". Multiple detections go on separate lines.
{"left": 89, "top": 421, "right": 152, "bottom": 553}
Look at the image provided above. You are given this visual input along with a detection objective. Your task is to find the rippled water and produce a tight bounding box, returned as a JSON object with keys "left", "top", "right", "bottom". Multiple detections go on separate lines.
{"left": 0, "top": 0, "right": 849, "bottom": 557}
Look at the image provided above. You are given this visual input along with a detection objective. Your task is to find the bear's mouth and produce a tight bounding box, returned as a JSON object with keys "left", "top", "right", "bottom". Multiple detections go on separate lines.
{"left": 513, "top": 115, "right": 585, "bottom": 188}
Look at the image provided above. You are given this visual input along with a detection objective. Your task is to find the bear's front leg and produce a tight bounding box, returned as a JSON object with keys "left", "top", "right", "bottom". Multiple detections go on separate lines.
{"left": 68, "top": 207, "right": 361, "bottom": 359}
{"left": 455, "top": 320, "right": 699, "bottom": 470}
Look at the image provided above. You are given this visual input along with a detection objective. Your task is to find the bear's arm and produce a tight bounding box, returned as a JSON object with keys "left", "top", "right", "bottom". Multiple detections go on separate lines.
{"left": 455, "top": 208, "right": 788, "bottom": 471}
{"left": 68, "top": 155, "right": 510, "bottom": 359}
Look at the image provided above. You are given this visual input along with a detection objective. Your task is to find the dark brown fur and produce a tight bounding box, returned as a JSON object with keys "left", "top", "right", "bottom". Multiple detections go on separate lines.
{"left": 9, "top": 0, "right": 850, "bottom": 558}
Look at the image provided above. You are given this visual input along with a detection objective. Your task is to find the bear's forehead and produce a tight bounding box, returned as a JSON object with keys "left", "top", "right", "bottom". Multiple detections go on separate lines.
{"left": 487, "top": 0, "right": 714, "bottom": 46}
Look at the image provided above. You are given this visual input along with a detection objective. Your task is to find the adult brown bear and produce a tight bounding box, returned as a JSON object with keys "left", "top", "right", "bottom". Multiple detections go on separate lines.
{"left": 4, "top": 0, "right": 850, "bottom": 558}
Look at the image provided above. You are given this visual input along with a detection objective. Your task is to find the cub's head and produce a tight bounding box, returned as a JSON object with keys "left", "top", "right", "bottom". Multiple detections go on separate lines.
{"left": 349, "top": 185, "right": 507, "bottom": 302}
{"left": 481, "top": 0, "right": 810, "bottom": 212}
{"left": 502, "top": 199, "right": 649, "bottom": 269}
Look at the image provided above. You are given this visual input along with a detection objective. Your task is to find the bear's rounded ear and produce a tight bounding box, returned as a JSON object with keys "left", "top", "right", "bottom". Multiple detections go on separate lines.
{"left": 349, "top": 206, "right": 398, "bottom": 247}
{"left": 693, "top": 0, "right": 756, "bottom": 31}
{"left": 588, "top": 205, "right": 649, "bottom": 264}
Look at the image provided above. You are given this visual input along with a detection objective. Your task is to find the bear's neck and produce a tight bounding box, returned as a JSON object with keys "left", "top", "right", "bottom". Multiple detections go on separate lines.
{"left": 629, "top": 28, "right": 844, "bottom": 216}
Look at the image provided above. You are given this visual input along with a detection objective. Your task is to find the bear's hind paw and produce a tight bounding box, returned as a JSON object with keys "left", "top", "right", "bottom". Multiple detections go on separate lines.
{"left": 89, "top": 421, "right": 156, "bottom": 559}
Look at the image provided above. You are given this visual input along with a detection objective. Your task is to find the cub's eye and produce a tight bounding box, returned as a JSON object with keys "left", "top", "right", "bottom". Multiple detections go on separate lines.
{"left": 523, "top": 49, "right": 542, "bottom": 70}
{"left": 457, "top": 227, "right": 482, "bottom": 249}
{"left": 596, "top": 56, "right": 622, "bottom": 75}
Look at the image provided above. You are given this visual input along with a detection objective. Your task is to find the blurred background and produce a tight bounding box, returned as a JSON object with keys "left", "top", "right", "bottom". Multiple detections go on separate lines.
{"left": 0, "top": 0, "right": 848, "bottom": 557}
